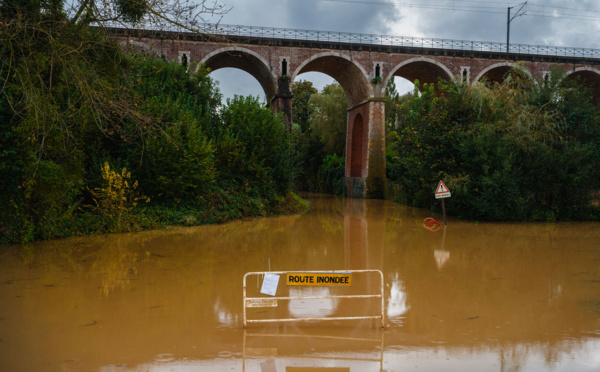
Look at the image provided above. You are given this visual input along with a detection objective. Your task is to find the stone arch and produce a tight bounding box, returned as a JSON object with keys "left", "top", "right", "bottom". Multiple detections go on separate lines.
{"left": 294, "top": 52, "right": 384, "bottom": 198}
{"left": 384, "top": 57, "right": 454, "bottom": 89}
{"left": 564, "top": 67, "right": 600, "bottom": 106}
{"left": 292, "top": 52, "right": 372, "bottom": 108}
{"left": 199, "top": 47, "right": 277, "bottom": 101}
{"left": 349, "top": 113, "right": 366, "bottom": 178}
{"left": 473, "top": 62, "right": 533, "bottom": 85}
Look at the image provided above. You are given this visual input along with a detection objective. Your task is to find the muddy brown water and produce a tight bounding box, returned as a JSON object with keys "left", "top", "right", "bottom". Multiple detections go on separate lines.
{"left": 0, "top": 194, "right": 599, "bottom": 371}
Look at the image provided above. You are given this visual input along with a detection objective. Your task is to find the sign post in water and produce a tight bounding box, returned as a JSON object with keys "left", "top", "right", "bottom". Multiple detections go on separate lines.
{"left": 435, "top": 181, "right": 451, "bottom": 225}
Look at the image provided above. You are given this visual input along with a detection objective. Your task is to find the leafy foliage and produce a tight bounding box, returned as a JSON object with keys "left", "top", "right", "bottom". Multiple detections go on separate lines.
{"left": 0, "top": 14, "right": 133, "bottom": 242}
{"left": 384, "top": 78, "right": 413, "bottom": 133}
{"left": 88, "top": 162, "right": 150, "bottom": 231}
{"left": 217, "top": 96, "right": 294, "bottom": 197}
{"left": 292, "top": 80, "right": 318, "bottom": 132}
{"left": 316, "top": 154, "right": 346, "bottom": 195}
{"left": 308, "top": 83, "right": 348, "bottom": 156}
{"left": 0, "top": 16, "right": 302, "bottom": 243}
{"left": 124, "top": 57, "right": 219, "bottom": 203}
{"left": 114, "top": 0, "right": 148, "bottom": 22}
{"left": 387, "top": 70, "right": 600, "bottom": 221}
{"left": 292, "top": 82, "right": 348, "bottom": 194}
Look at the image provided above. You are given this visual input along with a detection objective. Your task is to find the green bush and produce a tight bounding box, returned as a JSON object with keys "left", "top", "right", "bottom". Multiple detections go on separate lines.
{"left": 317, "top": 154, "right": 346, "bottom": 195}
{"left": 291, "top": 130, "right": 327, "bottom": 192}
{"left": 217, "top": 96, "right": 295, "bottom": 198}
{"left": 308, "top": 83, "right": 348, "bottom": 156}
{"left": 0, "top": 17, "right": 303, "bottom": 243}
{"left": 387, "top": 71, "right": 600, "bottom": 221}
{"left": 124, "top": 57, "right": 219, "bottom": 203}
{"left": 292, "top": 82, "right": 348, "bottom": 195}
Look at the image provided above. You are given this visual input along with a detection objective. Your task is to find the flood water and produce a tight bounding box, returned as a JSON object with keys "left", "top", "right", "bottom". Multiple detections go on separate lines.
{"left": 1, "top": 194, "right": 599, "bottom": 371}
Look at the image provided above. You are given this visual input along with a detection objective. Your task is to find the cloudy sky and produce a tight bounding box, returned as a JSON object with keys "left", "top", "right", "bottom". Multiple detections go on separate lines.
{"left": 200, "top": 0, "right": 600, "bottom": 100}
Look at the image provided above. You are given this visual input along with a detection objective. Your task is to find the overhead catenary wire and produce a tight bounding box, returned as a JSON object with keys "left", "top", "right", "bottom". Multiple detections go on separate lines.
{"left": 307, "top": 0, "right": 600, "bottom": 22}
{"left": 313, "top": 0, "right": 505, "bottom": 12}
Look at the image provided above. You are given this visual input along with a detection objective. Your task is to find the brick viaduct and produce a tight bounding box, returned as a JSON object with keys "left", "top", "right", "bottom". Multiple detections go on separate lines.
{"left": 109, "top": 27, "right": 600, "bottom": 199}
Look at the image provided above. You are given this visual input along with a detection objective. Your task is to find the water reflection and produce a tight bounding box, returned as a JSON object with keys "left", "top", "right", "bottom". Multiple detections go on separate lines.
{"left": 215, "top": 297, "right": 238, "bottom": 326}
{"left": 242, "top": 330, "right": 384, "bottom": 372}
{"left": 288, "top": 288, "right": 339, "bottom": 318}
{"left": 434, "top": 250, "right": 450, "bottom": 269}
{"left": 433, "top": 224, "right": 450, "bottom": 269}
{"left": 92, "top": 235, "right": 139, "bottom": 296}
{"left": 344, "top": 198, "right": 369, "bottom": 270}
{"left": 387, "top": 274, "right": 409, "bottom": 321}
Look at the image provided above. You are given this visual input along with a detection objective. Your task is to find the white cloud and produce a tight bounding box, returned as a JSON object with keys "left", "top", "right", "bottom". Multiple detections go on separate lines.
{"left": 385, "top": 3, "right": 427, "bottom": 38}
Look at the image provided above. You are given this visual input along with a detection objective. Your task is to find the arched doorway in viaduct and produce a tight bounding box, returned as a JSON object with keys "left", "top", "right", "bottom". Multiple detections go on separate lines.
{"left": 386, "top": 57, "right": 454, "bottom": 90}
{"left": 199, "top": 47, "right": 277, "bottom": 102}
{"left": 349, "top": 113, "right": 366, "bottom": 178}
{"left": 564, "top": 68, "right": 600, "bottom": 107}
{"left": 293, "top": 53, "right": 385, "bottom": 198}
{"left": 474, "top": 62, "right": 533, "bottom": 86}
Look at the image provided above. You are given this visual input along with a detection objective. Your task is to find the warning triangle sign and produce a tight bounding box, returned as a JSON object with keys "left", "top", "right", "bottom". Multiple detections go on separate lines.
{"left": 435, "top": 181, "right": 451, "bottom": 199}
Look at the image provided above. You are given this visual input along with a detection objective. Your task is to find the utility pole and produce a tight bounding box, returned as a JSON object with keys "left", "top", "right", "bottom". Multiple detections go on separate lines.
{"left": 507, "top": 2, "right": 527, "bottom": 53}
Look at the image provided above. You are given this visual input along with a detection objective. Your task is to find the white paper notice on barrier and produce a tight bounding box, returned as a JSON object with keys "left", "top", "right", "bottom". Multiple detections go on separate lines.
{"left": 260, "top": 273, "right": 280, "bottom": 296}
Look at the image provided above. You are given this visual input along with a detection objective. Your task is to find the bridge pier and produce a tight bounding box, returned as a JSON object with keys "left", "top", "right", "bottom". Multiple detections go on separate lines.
{"left": 345, "top": 99, "right": 387, "bottom": 199}
{"left": 271, "top": 76, "right": 293, "bottom": 129}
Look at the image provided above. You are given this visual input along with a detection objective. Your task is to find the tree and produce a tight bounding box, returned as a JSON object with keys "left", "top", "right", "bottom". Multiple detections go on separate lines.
{"left": 308, "top": 83, "right": 348, "bottom": 156}
{"left": 385, "top": 78, "right": 413, "bottom": 132}
{"left": 292, "top": 80, "right": 317, "bottom": 132}
{"left": 70, "top": 0, "right": 231, "bottom": 30}
{"left": 217, "top": 96, "right": 294, "bottom": 197}
{"left": 0, "top": 0, "right": 61, "bottom": 18}
{"left": 0, "top": 0, "right": 233, "bottom": 242}
{"left": 1, "top": 0, "right": 230, "bottom": 32}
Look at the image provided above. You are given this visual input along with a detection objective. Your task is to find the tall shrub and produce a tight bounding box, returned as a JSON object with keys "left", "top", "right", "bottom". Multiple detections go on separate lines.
{"left": 217, "top": 96, "right": 295, "bottom": 198}
{"left": 124, "top": 57, "right": 219, "bottom": 203}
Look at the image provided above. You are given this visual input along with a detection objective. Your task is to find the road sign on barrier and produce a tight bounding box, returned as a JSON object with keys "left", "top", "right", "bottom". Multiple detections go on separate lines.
{"left": 286, "top": 272, "right": 352, "bottom": 286}
{"left": 243, "top": 270, "right": 385, "bottom": 328}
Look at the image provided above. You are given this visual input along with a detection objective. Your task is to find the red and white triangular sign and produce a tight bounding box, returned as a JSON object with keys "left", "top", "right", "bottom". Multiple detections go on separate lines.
{"left": 435, "top": 181, "right": 451, "bottom": 199}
